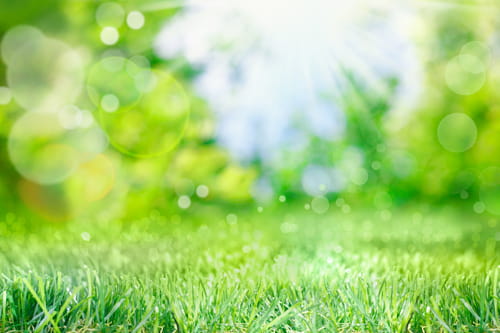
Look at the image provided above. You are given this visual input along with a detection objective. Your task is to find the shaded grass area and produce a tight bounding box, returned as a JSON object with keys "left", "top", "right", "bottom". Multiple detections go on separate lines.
{"left": 0, "top": 206, "right": 499, "bottom": 332}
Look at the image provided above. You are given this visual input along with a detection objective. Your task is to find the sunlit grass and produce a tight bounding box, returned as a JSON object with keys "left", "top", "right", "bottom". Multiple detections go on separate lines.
{"left": 0, "top": 207, "right": 498, "bottom": 332}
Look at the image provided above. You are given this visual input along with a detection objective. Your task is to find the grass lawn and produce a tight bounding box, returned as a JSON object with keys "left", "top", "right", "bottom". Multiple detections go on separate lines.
{"left": 0, "top": 206, "right": 498, "bottom": 332}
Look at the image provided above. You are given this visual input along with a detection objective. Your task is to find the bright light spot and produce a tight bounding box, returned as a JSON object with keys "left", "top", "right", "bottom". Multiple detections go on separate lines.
{"left": 2, "top": 26, "right": 84, "bottom": 112}
{"left": 257, "top": 206, "right": 263, "bottom": 213}
{"left": 96, "top": 2, "right": 125, "bottom": 27}
{"left": 458, "top": 54, "right": 485, "bottom": 74}
{"left": 100, "top": 27, "right": 119, "bottom": 45}
{"left": 0, "top": 86, "right": 12, "bottom": 104}
{"left": 87, "top": 56, "right": 140, "bottom": 108}
{"left": 13, "top": 143, "right": 77, "bottom": 184}
{"left": 196, "top": 184, "right": 209, "bottom": 198}
{"left": 8, "top": 112, "right": 80, "bottom": 184}
{"left": 473, "top": 202, "right": 485, "bottom": 214}
{"left": 461, "top": 41, "right": 490, "bottom": 67}
{"left": 1, "top": 25, "right": 43, "bottom": 64}
{"left": 87, "top": 63, "right": 190, "bottom": 157}
{"left": 279, "top": 195, "right": 286, "bottom": 203}
{"left": 437, "top": 113, "right": 477, "bottom": 152}
{"left": 445, "top": 55, "right": 485, "bottom": 95}
{"left": 155, "top": 0, "right": 421, "bottom": 167}
{"left": 311, "top": 196, "right": 329, "bottom": 214}
{"left": 226, "top": 213, "right": 238, "bottom": 224}
{"left": 304, "top": 203, "right": 310, "bottom": 210}
{"left": 178, "top": 195, "right": 191, "bottom": 209}
{"left": 81, "top": 232, "right": 91, "bottom": 241}
{"left": 101, "top": 94, "right": 119, "bottom": 112}
{"left": 127, "top": 11, "right": 145, "bottom": 30}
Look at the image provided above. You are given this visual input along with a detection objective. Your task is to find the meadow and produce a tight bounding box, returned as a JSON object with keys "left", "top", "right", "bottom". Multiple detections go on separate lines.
{"left": 1, "top": 206, "right": 498, "bottom": 332}
{"left": 1, "top": 1, "right": 500, "bottom": 332}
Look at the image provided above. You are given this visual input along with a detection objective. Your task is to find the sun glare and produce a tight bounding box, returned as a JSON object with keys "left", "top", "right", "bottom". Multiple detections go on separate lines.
{"left": 155, "top": 0, "right": 422, "bottom": 162}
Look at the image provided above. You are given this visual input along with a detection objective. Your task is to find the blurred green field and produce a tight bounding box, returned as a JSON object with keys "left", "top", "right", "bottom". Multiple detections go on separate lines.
{"left": 1, "top": 207, "right": 498, "bottom": 332}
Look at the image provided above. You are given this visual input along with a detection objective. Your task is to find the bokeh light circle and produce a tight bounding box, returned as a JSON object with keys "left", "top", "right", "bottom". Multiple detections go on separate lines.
{"left": 100, "top": 27, "right": 119, "bottom": 45}
{"left": 437, "top": 113, "right": 477, "bottom": 152}
{"left": 101, "top": 94, "right": 120, "bottom": 112}
{"left": 178, "top": 195, "right": 191, "bottom": 209}
{"left": 3, "top": 27, "right": 84, "bottom": 112}
{"left": 8, "top": 112, "right": 79, "bottom": 184}
{"left": 349, "top": 167, "right": 368, "bottom": 186}
{"left": 461, "top": 41, "right": 490, "bottom": 67}
{"left": 96, "top": 2, "right": 125, "bottom": 28}
{"left": 65, "top": 125, "right": 109, "bottom": 162}
{"left": 311, "top": 196, "right": 329, "bottom": 214}
{"left": 8, "top": 111, "right": 108, "bottom": 184}
{"left": 97, "top": 69, "right": 190, "bottom": 157}
{"left": 87, "top": 56, "right": 142, "bottom": 111}
{"left": 445, "top": 55, "right": 485, "bottom": 95}
{"left": 127, "top": 11, "right": 145, "bottom": 30}
{"left": 1, "top": 25, "right": 43, "bottom": 65}
{"left": 196, "top": 185, "right": 209, "bottom": 198}
{"left": 458, "top": 54, "right": 485, "bottom": 74}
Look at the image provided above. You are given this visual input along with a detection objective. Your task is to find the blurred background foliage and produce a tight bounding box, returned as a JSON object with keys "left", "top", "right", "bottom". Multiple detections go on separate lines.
{"left": 0, "top": 0, "right": 498, "bottom": 224}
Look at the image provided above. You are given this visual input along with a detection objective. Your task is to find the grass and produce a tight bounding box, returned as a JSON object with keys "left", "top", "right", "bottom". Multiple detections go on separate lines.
{"left": 0, "top": 204, "right": 498, "bottom": 332}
